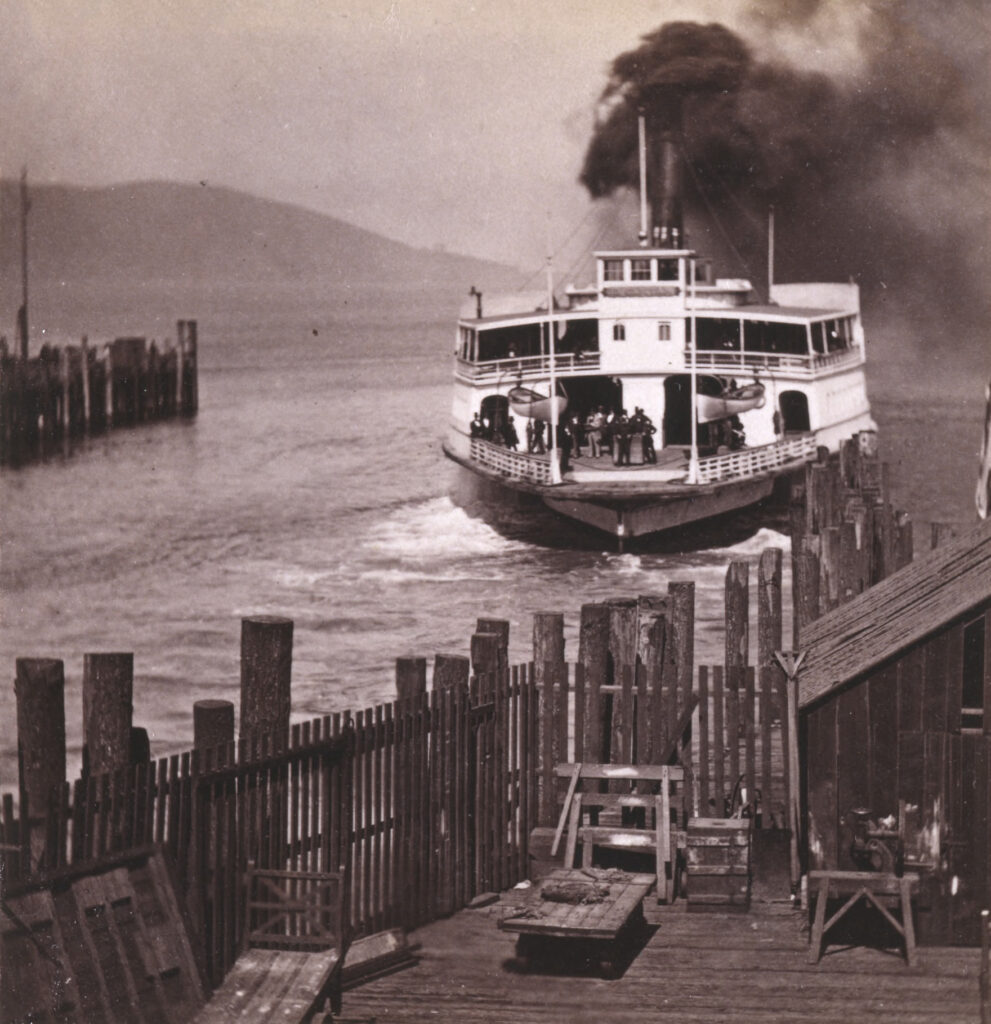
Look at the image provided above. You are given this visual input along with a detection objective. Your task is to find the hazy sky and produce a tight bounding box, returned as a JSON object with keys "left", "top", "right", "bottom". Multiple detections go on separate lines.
{"left": 0, "top": 0, "right": 971, "bottom": 268}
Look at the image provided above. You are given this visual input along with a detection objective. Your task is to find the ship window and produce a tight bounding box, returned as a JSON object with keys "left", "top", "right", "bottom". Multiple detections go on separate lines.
{"left": 658, "top": 259, "right": 679, "bottom": 281}
{"left": 961, "top": 614, "right": 986, "bottom": 730}
{"left": 613, "top": 323, "right": 626, "bottom": 341}
{"left": 603, "top": 259, "right": 624, "bottom": 282}
{"left": 696, "top": 318, "right": 741, "bottom": 351}
{"left": 657, "top": 321, "right": 671, "bottom": 341}
{"left": 744, "top": 320, "right": 809, "bottom": 356}
{"left": 631, "top": 259, "right": 651, "bottom": 281}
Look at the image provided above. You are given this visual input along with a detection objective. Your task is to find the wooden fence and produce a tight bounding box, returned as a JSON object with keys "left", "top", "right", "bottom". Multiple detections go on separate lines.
{"left": 0, "top": 668, "right": 537, "bottom": 988}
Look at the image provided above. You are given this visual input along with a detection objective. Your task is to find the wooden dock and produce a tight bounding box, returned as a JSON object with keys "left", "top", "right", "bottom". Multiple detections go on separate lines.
{"left": 342, "top": 893, "right": 982, "bottom": 1023}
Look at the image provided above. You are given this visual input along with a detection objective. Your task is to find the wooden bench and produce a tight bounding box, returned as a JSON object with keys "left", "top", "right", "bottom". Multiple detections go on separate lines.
{"left": 192, "top": 865, "right": 350, "bottom": 1023}
{"left": 551, "top": 763, "right": 694, "bottom": 903}
{"left": 807, "top": 870, "right": 920, "bottom": 967}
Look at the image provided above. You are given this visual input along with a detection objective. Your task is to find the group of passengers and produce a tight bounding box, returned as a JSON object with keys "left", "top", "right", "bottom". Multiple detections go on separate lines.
{"left": 469, "top": 405, "right": 659, "bottom": 468}
{"left": 470, "top": 412, "right": 521, "bottom": 450}
{"left": 581, "top": 406, "right": 657, "bottom": 465}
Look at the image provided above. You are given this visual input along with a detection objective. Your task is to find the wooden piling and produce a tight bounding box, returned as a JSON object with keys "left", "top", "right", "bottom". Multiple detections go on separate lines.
{"left": 725, "top": 562, "right": 749, "bottom": 674}
{"left": 82, "top": 653, "right": 134, "bottom": 776}
{"left": 433, "top": 654, "right": 469, "bottom": 691}
{"left": 15, "top": 658, "right": 66, "bottom": 868}
{"left": 470, "top": 633, "right": 500, "bottom": 700}
{"left": 395, "top": 657, "right": 427, "bottom": 702}
{"left": 194, "top": 699, "right": 235, "bottom": 751}
{"left": 578, "top": 603, "right": 610, "bottom": 763}
{"left": 239, "top": 615, "right": 293, "bottom": 748}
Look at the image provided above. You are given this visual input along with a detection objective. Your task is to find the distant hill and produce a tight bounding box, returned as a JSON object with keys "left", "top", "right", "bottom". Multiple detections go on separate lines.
{"left": 0, "top": 179, "right": 522, "bottom": 296}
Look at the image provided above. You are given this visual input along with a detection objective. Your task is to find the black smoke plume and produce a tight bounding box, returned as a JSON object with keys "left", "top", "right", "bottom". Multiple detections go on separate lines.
{"left": 580, "top": 11, "right": 989, "bottom": 338}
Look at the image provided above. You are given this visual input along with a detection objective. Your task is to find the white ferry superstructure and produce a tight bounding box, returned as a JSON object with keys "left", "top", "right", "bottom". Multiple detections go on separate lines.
{"left": 442, "top": 116, "right": 875, "bottom": 549}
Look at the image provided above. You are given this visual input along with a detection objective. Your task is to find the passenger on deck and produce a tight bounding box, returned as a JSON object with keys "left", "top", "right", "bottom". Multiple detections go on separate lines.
{"left": 532, "top": 419, "right": 546, "bottom": 454}
{"left": 586, "top": 407, "right": 605, "bottom": 458}
{"left": 570, "top": 412, "right": 585, "bottom": 457}
{"left": 632, "top": 407, "right": 657, "bottom": 464}
{"left": 470, "top": 413, "right": 484, "bottom": 439}
{"left": 505, "top": 416, "right": 520, "bottom": 451}
{"left": 558, "top": 421, "right": 572, "bottom": 473}
{"left": 613, "top": 410, "right": 632, "bottom": 466}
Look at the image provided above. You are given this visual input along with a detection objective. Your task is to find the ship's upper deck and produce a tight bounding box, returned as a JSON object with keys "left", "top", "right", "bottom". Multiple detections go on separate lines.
{"left": 455, "top": 246, "right": 865, "bottom": 385}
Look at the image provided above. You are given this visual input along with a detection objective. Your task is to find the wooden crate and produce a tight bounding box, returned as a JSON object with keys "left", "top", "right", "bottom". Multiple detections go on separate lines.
{"left": 685, "top": 817, "right": 751, "bottom": 912}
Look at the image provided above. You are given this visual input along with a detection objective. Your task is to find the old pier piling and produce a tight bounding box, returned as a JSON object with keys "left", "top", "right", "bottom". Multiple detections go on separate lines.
{"left": 0, "top": 318, "right": 198, "bottom": 466}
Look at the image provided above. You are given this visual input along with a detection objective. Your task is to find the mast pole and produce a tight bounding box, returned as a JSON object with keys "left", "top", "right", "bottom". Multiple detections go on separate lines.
{"left": 768, "top": 204, "right": 775, "bottom": 301}
{"left": 688, "top": 257, "right": 699, "bottom": 484}
{"left": 19, "top": 166, "right": 30, "bottom": 360}
{"left": 638, "top": 112, "right": 649, "bottom": 247}
{"left": 546, "top": 214, "right": 561, "bottom": 484}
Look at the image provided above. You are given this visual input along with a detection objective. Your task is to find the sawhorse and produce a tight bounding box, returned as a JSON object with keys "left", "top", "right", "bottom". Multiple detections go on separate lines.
{"left": 807, "top": 870, "right": 919, "bottom": 967}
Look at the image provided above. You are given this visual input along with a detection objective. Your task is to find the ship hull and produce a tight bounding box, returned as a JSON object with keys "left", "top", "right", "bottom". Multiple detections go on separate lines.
{"left": 443, "top": 441, "right": 783, "bottom": 548}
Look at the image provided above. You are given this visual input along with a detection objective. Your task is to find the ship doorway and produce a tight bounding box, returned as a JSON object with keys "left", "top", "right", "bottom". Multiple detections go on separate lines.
{"left": 480, "top": 394, "right": 509, "bottom": 438}
{"left": 779, "top": 390, "right": 810, "bottom": 433}
{"left": 663, "top": 375, "right": 724, "bottom": 447}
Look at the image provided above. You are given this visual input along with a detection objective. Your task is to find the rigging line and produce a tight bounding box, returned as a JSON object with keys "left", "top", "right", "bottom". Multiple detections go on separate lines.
{"left": 516, "top": 201, "right": 605, "bottom": 292}
{"left": 682, "top": 145, "right": 765, "bottom": 301}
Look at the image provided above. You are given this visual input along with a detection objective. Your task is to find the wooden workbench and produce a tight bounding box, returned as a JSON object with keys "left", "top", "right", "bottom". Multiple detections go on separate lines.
{"left": 498, "top": 868, "right": 655, "bottom": 976}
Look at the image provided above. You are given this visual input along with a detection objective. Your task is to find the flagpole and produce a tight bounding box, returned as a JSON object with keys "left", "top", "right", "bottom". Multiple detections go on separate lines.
{"left": 688, "top": 256, "right": 699, "bottom": 484}
{"left": 546, "top": 216, "right": 561, "bottom": 484}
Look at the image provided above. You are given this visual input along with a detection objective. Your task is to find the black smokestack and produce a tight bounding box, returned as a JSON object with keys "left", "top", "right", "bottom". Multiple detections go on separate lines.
{"left": 584, "top": 23, "right": 749, "bottom": 249}
{"left": 580, "top": 11, "right": 990, "bottom": 343}
{"left": 642, "top": 85, "right": 683, "bottom": 246}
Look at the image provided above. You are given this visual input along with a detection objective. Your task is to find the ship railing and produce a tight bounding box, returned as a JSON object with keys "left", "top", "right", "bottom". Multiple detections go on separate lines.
{"left": 469, "top": 437, "right": 554, "bottom": 484}
{"left": 456, "top": 351, "right": 601, "bottom": 382}
{"left": 696, "top": 433, "right": 818, "bottom": 484}
{"left": 688, "top": 347, "right": 861, "bottom": 377}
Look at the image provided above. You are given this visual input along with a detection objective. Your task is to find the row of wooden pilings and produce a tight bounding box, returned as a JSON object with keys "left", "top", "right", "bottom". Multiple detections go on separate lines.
{"left": 10, "top": 561, "right": 763, "bottom": 872}
{"left": 791, "top": 432, "right": 914, "bottom": 642}
{"left": 0, "top": 319, "right": 198, "bottom": 465}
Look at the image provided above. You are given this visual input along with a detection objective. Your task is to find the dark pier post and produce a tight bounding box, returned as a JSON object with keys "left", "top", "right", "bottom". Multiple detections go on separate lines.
{"left": 606, "top": 599, "right": 638, "bottom": 766}
{"left": 82, "top": 653, "right": 134, "bottom": 776}
{"left": 178, "top": 319, "right": 199, "bottom": 417}
{"left": 194, "top": 699, "right": 235, "bottom": 752}
{"left": 15, "top": 658, "right": 66, "bottom": 870}
{"left": 476, "top": 618, "right": 509, "bottom": 681}
{"left": 667, "top": 582, "right": 695, "bottom": 769}
{"left": 396, "top": 656, "right": 427, "bottom": 703}
{"left": 533, "top": 613, "right": 565, "bottom": 824}
{"left": 240, "top": 615, "right": 293, "bottom": 752}
{"left": 81, "top": 335, "right": 91, "bottom": 432}
{"left": 433, "top": 654, "right": 469, "bottom": 692}
{"left": 470, "top": 632, "right": 501, "bottom": 701}
{"left": 578, "top": 603, "right": 610, "bottom": 764}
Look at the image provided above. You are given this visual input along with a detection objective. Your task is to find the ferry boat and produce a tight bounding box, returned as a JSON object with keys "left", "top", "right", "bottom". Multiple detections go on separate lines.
{"left": 442, "top": 110, "right": 875, "bottom": 549}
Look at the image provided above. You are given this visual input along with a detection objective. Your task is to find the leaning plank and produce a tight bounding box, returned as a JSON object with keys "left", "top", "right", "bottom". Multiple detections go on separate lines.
{"left": 191, "top": 947, "right": 341, "bottom": 1023}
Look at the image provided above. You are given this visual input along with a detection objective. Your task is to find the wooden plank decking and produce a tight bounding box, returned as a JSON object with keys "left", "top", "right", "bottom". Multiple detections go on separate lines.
{"left": 342, "top": 891, "right": 982, "bottom": 1023}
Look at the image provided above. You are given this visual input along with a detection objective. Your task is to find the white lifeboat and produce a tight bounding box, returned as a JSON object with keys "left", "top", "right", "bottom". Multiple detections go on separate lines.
{"left": 508, "top": 384, "right": 568, "bottom": 422}
{"left": 696, "top": 382, "right": 766, "bottom": 423}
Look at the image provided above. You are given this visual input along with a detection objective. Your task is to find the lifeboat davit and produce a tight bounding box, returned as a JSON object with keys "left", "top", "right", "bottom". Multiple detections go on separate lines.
{"left": 696, "top": 382, "right": 766, "bottom": 423}
{"left": 508, "top": 384, "right": 568, "bottom": 422}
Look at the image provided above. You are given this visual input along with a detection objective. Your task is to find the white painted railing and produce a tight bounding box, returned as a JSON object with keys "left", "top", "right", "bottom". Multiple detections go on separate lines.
{"left": 469, "top": 438, "right": 554, "bottom": 484}
{"left": 696, "top": 434, "right": 817, "bottom": 483}
{"left": 456, "top": 351, "right": 601, "bottom": 382}
{"left": 689, "top": 347, "right": 862, "bottom": 377}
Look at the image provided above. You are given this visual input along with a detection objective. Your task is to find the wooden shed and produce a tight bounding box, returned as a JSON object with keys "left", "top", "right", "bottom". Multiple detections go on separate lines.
{"left": 798, "top": 518, "right": 991, "bottom": 945}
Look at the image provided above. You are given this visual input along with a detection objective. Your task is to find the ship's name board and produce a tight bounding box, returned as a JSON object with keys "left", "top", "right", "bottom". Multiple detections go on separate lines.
{"left": 602, "top": 286, "right": 681, "bottom": 298}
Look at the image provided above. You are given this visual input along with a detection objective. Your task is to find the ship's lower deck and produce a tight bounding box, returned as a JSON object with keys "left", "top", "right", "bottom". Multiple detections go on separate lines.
{"left": 442, "top": 437, "right": 798, "bottom": 548}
